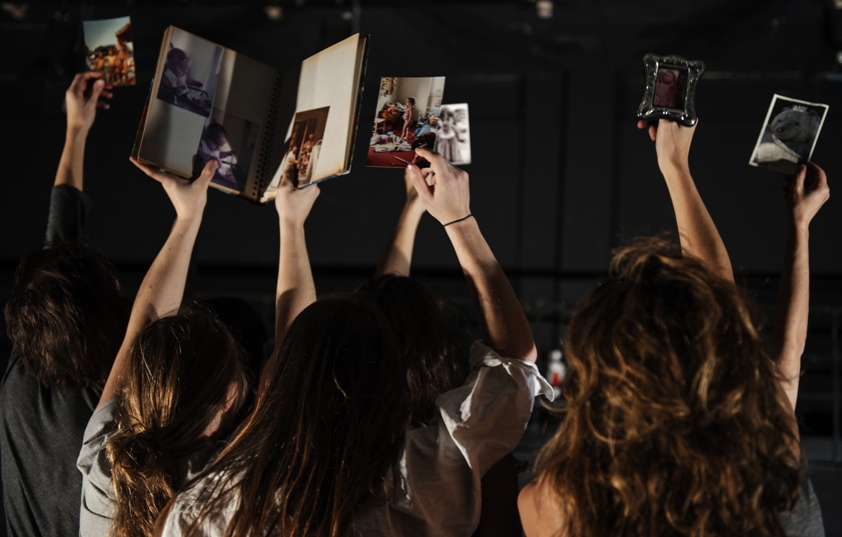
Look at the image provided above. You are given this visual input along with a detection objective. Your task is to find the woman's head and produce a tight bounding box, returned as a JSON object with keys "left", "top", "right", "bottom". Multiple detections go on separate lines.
{"left": 185, "top": 297, "right": 409, "bottom": 537}
{"left": 356, "top": 275, "right": 470, "bottom": 427}
{"left": 106, "top": 305, "right": 250, "bottom": 537}
{"left": 166, "top": 47, "right": 190, "bottom": 76}
{"left": 536, "top": 237, "right": 801, "bottom": 537}
{"left": 204, "top": 122, "right": 227, "bottom": 150}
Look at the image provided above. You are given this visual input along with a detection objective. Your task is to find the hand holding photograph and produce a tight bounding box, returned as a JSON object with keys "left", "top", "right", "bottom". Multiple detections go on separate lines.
{"left": 749, "top": 94, "right": 829, "bottom": 174}
{"left": 636, "top": 54, "right": 704, "bottom": 126}
{"left": 367, "top": 76, "right": 446, "bottom": 168}
{"left": 83, "top": 16, "right": 136, "bottom": 87}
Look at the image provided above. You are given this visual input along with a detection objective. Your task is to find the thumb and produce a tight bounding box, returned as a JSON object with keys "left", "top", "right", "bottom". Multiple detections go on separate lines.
{"left": 89, "top": 79, "right": 105, "bottom": 104}
{"left": 406, "top": 164, "right": 433, "bottom": 203}
{"left": 793, "top": 164, "right": 807, "bottom": 197}
{"left": 196, "top": 160, "right": 218, "bottom": 187}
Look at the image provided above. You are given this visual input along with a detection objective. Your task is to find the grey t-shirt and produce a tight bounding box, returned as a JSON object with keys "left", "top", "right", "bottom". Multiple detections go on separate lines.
{"left": 0, "top": 185, "right": 98, "bottom": 537}
{"left": 781, "top": 477, "right": 826, "bottom": 537}
{"left": 76, "top": 398, "right": 222, "bottom": 537}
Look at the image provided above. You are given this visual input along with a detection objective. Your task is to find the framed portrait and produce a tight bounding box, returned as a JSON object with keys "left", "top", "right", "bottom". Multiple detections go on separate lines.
{"left": 636, "top": 54, "right": 705, "bottom": 126}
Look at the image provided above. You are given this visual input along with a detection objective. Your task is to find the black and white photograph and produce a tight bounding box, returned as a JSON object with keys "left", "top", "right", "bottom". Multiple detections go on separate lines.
{"left": 435, "top": 103, "right": 471, "bottom": 166}
{"left": 749, "top": 94, "right": 829, "bottom": 174}
{"left": 156, "top": 28, "right": 222, "bottom": 117}
{"left": 367, "top": 76, "right": 446, "bottom": 168}
{"left": 193, "top": 108, "right": 259, "bottom": 192}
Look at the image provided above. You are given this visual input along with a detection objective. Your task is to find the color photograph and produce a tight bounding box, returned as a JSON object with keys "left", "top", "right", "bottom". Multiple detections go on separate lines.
{"left": 156, "top": 28, "right": 222, "bottom": 117}
{"left": 367, "top": 76, "right": 446, "bottom": 168}
{"left": 83, "top": 16, "right": 136, "bottom": 86}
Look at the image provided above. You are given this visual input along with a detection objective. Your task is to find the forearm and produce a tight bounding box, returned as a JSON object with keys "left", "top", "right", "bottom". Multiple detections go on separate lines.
{"left": 661, "top": 162, "right": 733, "bottom": 282}
{"left": 99, "top": 216, "right": 202, "bottom": 406}
{"left": 55, "top": 126, "right": 88, "bottom": 190}
{"left": 275, "top": 223, "right": 316, "bottom": 341}
{"left": 375, "top": 204, "right": 424, "bottom": 276}
{"left": 446, "top": 218, "right": 536, "bottom": 362}
{"left": 773, "top": 223, "right": 810, "bottom": 409}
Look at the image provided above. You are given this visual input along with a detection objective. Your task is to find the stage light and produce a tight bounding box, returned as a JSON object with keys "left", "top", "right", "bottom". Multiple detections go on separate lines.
{"left": 265, "top": 5, "right": 283, "bottom": 21}
{"left": 536, "top": 0, "right": 553, "bottom": 19}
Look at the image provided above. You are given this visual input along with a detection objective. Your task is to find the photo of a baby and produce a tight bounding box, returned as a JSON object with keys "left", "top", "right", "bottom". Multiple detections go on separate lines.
{"left": 194, "top": 108, "right": 259, "bottom": 192}
{"left": 83, "top": 16, "right": 136, "bottom": 86}
{"left": 749, "top": 94, "right": 828, "bottom": 174}
{"left": 435, "top": 103, "right": 471, "bottom": 166}
{"left": 367, "top": 76, "right": 446, "bottom": 168}
{"left": 156, "top": 28, "right": 222, "bottom": 117}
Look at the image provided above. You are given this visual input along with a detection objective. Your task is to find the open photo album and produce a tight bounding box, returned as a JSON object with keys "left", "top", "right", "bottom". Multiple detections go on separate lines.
{"left": 131, "top": 27, "right": 368, "bottom": 203}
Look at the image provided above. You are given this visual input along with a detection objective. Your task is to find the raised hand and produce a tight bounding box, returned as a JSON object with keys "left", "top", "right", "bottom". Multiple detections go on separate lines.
{"left": 275, "top": 162, "right": 320, "bottom": 227}
{"left": 786, "top": 163, "right": 830, "bottom": 229}
{"left": 403, "top": 162, "right": 426, "bottom": 216}
{"left": 637, "top": 119, "right": 697, "bottom": 173}
{"left": 66, "top": 72, "right": 113, "bottom": 133}
{"left": 130, "top": 157, "right": 217, "bottom": 221}
{"left": 406, "top": 147, "right": 470, "bottom": 225}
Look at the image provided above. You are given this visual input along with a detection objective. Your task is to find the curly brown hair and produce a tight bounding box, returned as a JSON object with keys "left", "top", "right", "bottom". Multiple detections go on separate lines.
{"left": 535, "top": 237, "right": 802, "bottom": 537}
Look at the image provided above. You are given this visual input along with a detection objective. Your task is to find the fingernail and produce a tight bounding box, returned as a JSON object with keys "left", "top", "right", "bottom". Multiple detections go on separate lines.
{"left": 407, "top": 164, "right": 413, "bottom": 170}
{"left": 95, "top": 80, "right": 104, "bottom": 87}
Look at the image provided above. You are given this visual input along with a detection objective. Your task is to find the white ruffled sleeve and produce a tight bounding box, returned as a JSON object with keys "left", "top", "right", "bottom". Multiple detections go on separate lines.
{"left": 361, "top": 341, "right": 553, "bottom": 537}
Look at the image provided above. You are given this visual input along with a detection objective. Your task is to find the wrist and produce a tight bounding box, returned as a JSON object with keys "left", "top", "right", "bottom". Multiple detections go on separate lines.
{"left": 789, "top": 215, "right": 811, "bottom": 236}
{"left": 658, "top": 157, "right": 690, "bottom": 177}
{"left": 66, "top": 124, "right": 89, "bottom": 141}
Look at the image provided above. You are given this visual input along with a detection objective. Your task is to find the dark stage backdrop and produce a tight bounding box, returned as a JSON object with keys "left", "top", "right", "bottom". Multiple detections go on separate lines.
{"left": 1, "top": 2, "right": 842, "bottom": 534}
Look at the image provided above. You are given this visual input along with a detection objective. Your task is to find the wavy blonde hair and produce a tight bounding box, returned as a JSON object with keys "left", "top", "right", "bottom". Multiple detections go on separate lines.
{"left": 536, "top": 237, "right": 802, "bottom": 537}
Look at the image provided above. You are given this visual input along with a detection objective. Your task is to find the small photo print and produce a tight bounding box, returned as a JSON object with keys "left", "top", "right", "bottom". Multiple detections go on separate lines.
{"left": 749, "top": 94, "right": 829, "bottom": 174}
{"left": 194, "top": 108, "right": 260, "bottom": 192}
{"left": 435, "top": 103, "right": 471, "bottom": 166}
{"left": 653, "top": 65, "right": 687, "bottom": 110}
{"left": 156, "top": 28, "right": 222, "bottom": 118}
{"left": 83, "top": 16, "right": 136, "bottom": 86}
{"left": 367, "top": 76, "right": 446, "bottom": 168}
{"left": 285, "top": 106, "right": 330, "bottom": 187}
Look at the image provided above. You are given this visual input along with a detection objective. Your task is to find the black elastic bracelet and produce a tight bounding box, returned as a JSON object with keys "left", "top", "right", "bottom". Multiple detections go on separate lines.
{"left": 443, "top": 214, "right": 473, "bottom": 227}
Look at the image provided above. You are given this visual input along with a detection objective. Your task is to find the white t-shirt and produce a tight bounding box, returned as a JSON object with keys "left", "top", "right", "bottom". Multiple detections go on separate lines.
{"left": 161, "top": 341, "right": 553, "bottom": 536}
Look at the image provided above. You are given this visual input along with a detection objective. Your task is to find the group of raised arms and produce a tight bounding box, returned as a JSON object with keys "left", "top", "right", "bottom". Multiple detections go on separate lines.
{"left": 0, "top": 72, "right": 829, "bottom": 537}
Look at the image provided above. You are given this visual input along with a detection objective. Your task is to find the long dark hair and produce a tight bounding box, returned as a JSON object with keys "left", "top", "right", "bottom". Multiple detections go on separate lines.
{"left": 5, "top": 240, "right": 129, "bottom": 389}
{"left": 106, "top": 306, "right": 250, "bottom": 537}
{"left": 356, "top": 275, "right": 470, "bottom": 427}
{"left": 534, "top": 237, "right": 802, "bottom": 537}
{"left": 183, "top": 297, "right": 409, "bottom": 537}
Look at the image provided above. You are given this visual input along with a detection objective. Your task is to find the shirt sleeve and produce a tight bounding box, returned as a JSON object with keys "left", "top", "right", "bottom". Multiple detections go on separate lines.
{"left": 45, "top": 184, "right": 93, "bottom": 247}
{"left": 76, "top": 398, "right": 120, "bottom": 537}
{"left": 378, "top": 341, "right": 553, "bottom": 536}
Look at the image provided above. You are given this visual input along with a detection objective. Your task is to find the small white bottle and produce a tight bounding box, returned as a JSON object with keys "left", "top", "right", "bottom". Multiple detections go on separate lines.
{"left": 547, "top": 349, "right": 566, "bottom": 399}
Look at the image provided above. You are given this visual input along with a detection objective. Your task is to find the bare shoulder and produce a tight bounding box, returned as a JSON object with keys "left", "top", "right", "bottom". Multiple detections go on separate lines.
{"left": 518, "top": 480, "right": 567, "bottom": 537}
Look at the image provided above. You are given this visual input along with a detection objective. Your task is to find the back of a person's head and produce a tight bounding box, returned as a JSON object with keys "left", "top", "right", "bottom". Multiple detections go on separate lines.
{"left": 185, "top": 297, "right": 408, "bottom": 537}
{"left": 106, "top": 305, "right": 250, "bottom": 537}
{"left": 5, "top": 240, "right": 129, "bottom": 389}
{"left": 356, "top": 275, "right": 470, "bottom": 427}
{"left": 536, "top": 237, "right": 801, "bottom": 537}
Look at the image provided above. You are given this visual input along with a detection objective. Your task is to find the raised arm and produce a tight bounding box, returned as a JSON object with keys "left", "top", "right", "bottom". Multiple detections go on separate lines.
{"left": 375, "top": 168, "right": 426, "bottom": 276}
{"left": 97, "top": 159, "right": 218, "bottom": 408}
{"left": 773, "top": 163, "right": 829, "bottom": 412}
{"left": 258, "top": 168, "right": 320, "bottom": 396}
{"left": 55, "top": 72, "right": 112, "bottom": 191}
{"left": 638, "top": 119, "right": 734, "bottom": 282}
{"left": 407, "top": 148, "right": 536, "bottom": 362}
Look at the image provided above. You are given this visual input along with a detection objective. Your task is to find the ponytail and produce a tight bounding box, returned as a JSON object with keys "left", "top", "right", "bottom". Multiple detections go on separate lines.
{"left": 106, "top": 425, "right": 178, "bottom": 537}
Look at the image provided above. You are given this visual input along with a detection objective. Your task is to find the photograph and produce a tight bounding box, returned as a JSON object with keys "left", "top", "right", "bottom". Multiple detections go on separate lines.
{"left": 367, "top": 76, "right": 446, "bottom": 168}
{"left": 156, "top": 28, "right": 222, "bottom": 118}
{"left": 194, "top": 108, "right": 260, "bottom": 192}
{"left": 435, "top": 103, "right": 471, "bottom": 166}
{"left": 265, "top": 107, "right": 330, "bottom": 195}
{"left": 749, "top": 94, "right": 829, "bottom": 174}
{"left": 653, "top": 66, "right": 687, "bottom": 109}
{"left": 83, "top": 16, "right": 136, "bottom": 86}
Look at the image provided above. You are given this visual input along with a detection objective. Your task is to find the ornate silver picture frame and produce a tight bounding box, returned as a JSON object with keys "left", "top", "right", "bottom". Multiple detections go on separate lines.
{"left": 636, "top": 54, "right": 705, "bottom": 126}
